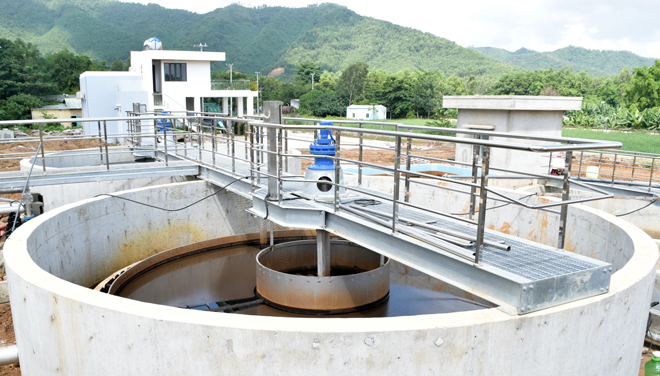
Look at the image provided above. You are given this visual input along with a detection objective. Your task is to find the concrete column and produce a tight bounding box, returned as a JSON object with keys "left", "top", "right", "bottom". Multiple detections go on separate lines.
{"left": 247, "top": 96, "right": 254, "bottom": 116}
{"left": 317, "top": 230, "right": 331, "bottom": 276}
{"left": 237, "top": 97, "right": 244, "bottom": 117}
{"left": 264, "top": 101, "right": 283, "bottom": 198}
{"left": 222, "top": 97, "right": 228, "bottom": 115}
{"left": 443, "top": 96, "right": 582, "bottom": 182}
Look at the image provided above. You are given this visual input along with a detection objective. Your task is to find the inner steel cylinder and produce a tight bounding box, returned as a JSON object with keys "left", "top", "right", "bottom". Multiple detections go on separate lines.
{"left": 256, "top": 240, "right": 390, "bottom": 314}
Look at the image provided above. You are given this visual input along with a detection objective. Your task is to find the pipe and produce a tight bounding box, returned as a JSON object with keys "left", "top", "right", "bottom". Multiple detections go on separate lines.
{"left": 0, "top": 345, "right": 18, "bottom": 366}
{"left": 12, "top": 142, "right": 42, "bottom": 232}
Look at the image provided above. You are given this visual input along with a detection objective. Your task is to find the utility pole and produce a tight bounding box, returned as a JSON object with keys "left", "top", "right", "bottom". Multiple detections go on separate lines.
{"left": 310, "top": 73, "right": 315, "bottom": 90}
{"left": 226, "top": 63, "right": 233, "bottom": 116}
{"left": 255, "top": 71, "right": 260, "bottom": 115}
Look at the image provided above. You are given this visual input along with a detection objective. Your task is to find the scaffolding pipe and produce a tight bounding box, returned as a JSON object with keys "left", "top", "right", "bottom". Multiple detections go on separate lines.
{"left": 0, "top": 345, "right": 18, "bottom": 366}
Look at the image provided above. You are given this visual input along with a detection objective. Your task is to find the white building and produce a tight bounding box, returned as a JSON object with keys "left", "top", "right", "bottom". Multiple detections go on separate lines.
{"left": 128, "top": 49, "right": 256, "bottom": 116}
{"left": 79, "top": 47, "right": 258, "bottom": 140}
{"left": 346, "top": 105, "right": 386, "bottom": 121}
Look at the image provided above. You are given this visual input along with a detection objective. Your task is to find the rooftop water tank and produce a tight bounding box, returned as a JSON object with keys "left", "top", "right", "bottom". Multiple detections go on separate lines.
{"left": 143, "top": 37, "right": 162, "bottom": 51}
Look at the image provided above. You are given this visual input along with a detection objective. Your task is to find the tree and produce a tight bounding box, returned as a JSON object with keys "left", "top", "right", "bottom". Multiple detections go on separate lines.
{"left": 410, "top": 70, "right": 442, "bottom": 118}
{"left": 45, "top": 50, "right": 97, "bottom": 93}
{"left": 299, "top": 89, "right": 342, "bottom": 117}
{"left": 627, "top": 60, "right": 660, "bottom": 110}
{"left": 294, "top": 62, "right": 321, "bottom": 87}
{"left": 110, "top": 59, "right": 125, "bottom": 71}
{"left": 0, "top": 38, "right": 55, "bottom": 99}
{"left": 0, "top": 94, "right": 44, "bottom": 121}
{"left": 336, "top": 62, "right": 369, "bottom": 106}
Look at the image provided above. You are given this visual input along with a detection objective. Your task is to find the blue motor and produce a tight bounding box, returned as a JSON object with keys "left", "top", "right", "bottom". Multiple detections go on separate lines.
{"left": 302, "top": 122, "right": 344, "bottom": 198}
{"left": 157, "top": 111, "right": 172, "bottom": 132}
{"left": 308, "top": 122, "right": 336, "bottom": 171}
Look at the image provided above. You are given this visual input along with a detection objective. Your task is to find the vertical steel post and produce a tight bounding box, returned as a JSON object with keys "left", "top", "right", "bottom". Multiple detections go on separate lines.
{"left": 264, "top": 101, "right": 283, "bottom": 199}
{"left": 173, "top": 117, "right": 178, "bottom": 157}
{"left": 317, "top": 230, "right": 331, "bottom": 277}
{"left": 162, "top": 118, "right": 169, "bottom": 167}
{"left": 198, "top": 119, "right": 203, "bottom": 164}
{"left": 547, "top": 152, "right": 553, "bottom": 174}
{"left": 284, "top": 129, "right": 289, "bottom": 173}
{"left": 577, "top": 151, "right": 584, "bottom": 180}
{"left": 103, "top": 121, "right": 110, "bottom": 170}
{"left": 231, "top": 120, "right": 236, "bottom": 174}
{"left": 278, "top": 128, "right": 283, "bottom": 204}
{"left": 212, "top": 119, "right": 217, "bottom": 167}
{"left": 153, "top": 118, "right": 159, "bottom": 159}
{"left": 392, "top": 135, "right": 402, "bottom": 234}
{"left": 255, "top": 126, "right": 262, "bottom": 187}
{"left": 404, "top": 130, "right": 412, "bottom": 203}
{"left": 469, "top": 135, "right": 481, "bottom": 220}
{"left": 611, "top": 154, "right": 617, "bottom": 185}
{"left": 474, "top": 146, "right": 490, "bottom": 264}
{"left": 98, "top": 121, "right": 104, "bottom": 164}
{"left": 38, "top": 123, "right": 46, "bottom": 172}
{"left": 649, "top": 158, "right": 656, "bottom": 193}
{"left": 183, "top": 117, "right": 187, "bottom": 158}
{"left": 358, "top": 122, "right": 363, "bottom": 187}
{"left": 244, "top": 123, "right": 248, "bottom": 162}
{"left": 333, "top": 130, "right": 341, "bottom": 213}
{"left": 631, "top": 155, "right": 637, "bottom": 181}
{"left": 249, "top": 124, "right": 255, "bottom": 194}
{"left": 558, "top": 151, "right": 573, "bottom": 249}
{"left": 226, "top": 119, "right": 231, "bottom": 156}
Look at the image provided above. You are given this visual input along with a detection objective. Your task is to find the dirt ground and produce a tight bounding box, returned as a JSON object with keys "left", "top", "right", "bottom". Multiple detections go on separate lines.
{"left": 0, "top": 306, "right": 18, "bottom": 375}
{"left": 299, "top": 141, "right": 456, "bottom": 170}
{"left": 0, "top": 138, "right": 107, "bottom": 172}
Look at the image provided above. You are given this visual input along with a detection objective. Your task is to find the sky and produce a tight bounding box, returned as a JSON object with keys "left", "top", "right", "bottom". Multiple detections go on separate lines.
{"left": 117, "top": 0, "right": 660, "bottom": 58}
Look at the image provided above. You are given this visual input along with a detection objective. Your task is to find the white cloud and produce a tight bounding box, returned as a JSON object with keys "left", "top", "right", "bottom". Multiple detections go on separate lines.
{"left": 117, "top": 0, "right": 660, "bottom": 58}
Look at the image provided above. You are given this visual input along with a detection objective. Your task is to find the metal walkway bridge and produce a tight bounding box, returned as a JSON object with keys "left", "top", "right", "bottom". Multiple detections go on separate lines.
{"left": 0, "top": 105, "right": 634, "bottom": 314}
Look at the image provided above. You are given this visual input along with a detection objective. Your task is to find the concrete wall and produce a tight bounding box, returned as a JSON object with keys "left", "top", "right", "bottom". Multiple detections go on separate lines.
{"left": 21, "top": 147, "right": 137, "bottom": 170}
{"left": 30, "top": 109, "right": 82, "bottom": 126}
{"left": 519, "top": 184, "right": 660, "bottom": 239}
{"left": 4, "top": 179, "right": 657, "bottom": 375}
{"left": 454, "top": 110, "right": 563, "bottom": 177}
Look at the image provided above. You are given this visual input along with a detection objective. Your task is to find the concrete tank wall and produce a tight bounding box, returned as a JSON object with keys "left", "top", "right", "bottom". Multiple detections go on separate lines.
{"left": 20, "top": 147, "right": 137, "bottom": 169}
{"left": 4, "top": 180, "right": 657, "bottom": 375}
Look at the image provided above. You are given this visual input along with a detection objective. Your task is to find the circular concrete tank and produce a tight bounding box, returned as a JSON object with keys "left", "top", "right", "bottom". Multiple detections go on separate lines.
{"left": 4, "top": 181, "right": 657, "bottom": 375}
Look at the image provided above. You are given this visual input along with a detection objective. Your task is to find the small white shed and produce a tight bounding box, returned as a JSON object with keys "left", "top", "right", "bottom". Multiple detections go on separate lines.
{"left": 346, "top": 105, "right": 386, "bottom": 121}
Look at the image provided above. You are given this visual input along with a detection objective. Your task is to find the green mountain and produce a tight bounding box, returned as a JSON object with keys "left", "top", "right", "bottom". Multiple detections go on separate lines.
{"left": 471, "top": 46, "right": 657, "bottom": 76}
{"left": 0, "top": 0, "right": 515, "bottom": 78}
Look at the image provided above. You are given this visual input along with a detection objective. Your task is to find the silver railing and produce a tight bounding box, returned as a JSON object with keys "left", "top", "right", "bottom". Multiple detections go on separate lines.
{"left": 211, "top": 80, "right": 251, "bottom": 91}
{"left": 0, "top": 110, "right": 623, "bottom": 265}
{"left": 247, "top": 114, "right": 621, "bottom": 262}
{"left": 569, "top": 149, "right": 660, "bottom": 191}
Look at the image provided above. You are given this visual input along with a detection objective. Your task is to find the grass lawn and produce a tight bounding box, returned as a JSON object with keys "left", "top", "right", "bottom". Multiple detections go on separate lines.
{"left": 562, "top": 128, "right": 660, "bottom": 154}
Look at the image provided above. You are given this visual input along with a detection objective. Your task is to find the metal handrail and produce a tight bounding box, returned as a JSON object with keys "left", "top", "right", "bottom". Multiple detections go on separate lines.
{"left": 0, "top": 111, "right": 633, "bottom": 267}
{"left": 249, "top": 121, "right": 622, "bottom": 153}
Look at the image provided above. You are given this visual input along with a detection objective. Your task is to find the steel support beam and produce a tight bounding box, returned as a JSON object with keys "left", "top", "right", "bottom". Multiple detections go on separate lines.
{"left": 317, "top": 230, "right": 331, "bottom": 276}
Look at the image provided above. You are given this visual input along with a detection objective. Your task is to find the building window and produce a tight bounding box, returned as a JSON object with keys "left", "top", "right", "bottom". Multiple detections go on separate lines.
{"left": 164, "top": 63, "right": 187, "bottom": 81}
{"left": 366, "top": 113, "right": 369, "bottom": 118}
{"left": 352, "top": 113, "right": 355, "bottom": 118}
